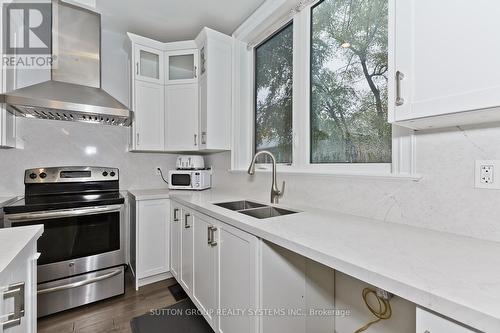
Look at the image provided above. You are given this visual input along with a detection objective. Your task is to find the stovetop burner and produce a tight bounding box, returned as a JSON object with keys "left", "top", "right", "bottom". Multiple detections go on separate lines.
{"left": 3, "top": 166, "right": 124, "bottom": 214}
{"left": 4, "top": 192, "right": 124, "bottom": 214}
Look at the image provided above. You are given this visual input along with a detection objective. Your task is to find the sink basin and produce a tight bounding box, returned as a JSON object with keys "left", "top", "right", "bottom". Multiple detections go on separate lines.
{"left": 239, "top": 206, "right": 298, "bottom": 219}
{"left": 214, "top": 200, "right": 299, "bottom": 219}
{"left": 214, "top": 200, "right": 266, "bottom": 211}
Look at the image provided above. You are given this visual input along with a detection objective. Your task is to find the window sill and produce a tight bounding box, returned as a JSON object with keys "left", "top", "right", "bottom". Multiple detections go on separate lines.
{"left": 228, "top": 168, "right": 423, "bottom": 182}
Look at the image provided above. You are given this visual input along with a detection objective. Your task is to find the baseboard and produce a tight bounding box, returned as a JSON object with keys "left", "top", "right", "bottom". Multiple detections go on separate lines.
{"left": 137, "top": 271, "right": 173, "bottom": 289}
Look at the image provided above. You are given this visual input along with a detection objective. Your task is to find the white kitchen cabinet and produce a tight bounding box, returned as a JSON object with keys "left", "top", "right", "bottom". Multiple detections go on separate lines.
{"left": 129, "top": 197, "right": 170, "bottom": 289}
{"left": 164, "top": 83, "right": 199, "bottom": 151}
{"left": 127, "top": 33, "right": 166, "bottom": 151}
{"left": 180, "top": 209, "right": 194, "bottom": 294}
{"left": 0, "top": 235, "right": 39, "bottom": 333}
{"left": 390, "top": 0, "right": 500, "bottom": 130}
{"left": 134, "top": 44, "right": 164, "bottom": 85}
{"left": 192, "top": 213, "right": 218, "bottom": 328}
{"left": 416, "top": 307, "right": 475, "bottom": 333}
{"left": 217, "top": 221, "right": 259, "bottom": 333}
{"left": 171, "top": 203, "right": 259, "bottom": 333}
{"left": 195, "top": 28, "right": 232, "bottom": 150}
{"left": 165, "top": 49, "right": 198, "bottom": 85}
{"left": 170, "top": 203, "right": 182, "bottom": 279}
{"left": 127, "top": 29, "right": 231, "bottom": 153}
{"left": 130, "top": 80, "right": 165, "bottom": 151}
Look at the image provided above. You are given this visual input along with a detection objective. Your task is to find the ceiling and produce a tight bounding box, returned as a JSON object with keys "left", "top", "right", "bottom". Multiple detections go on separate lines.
{"left": 96, "top": 0, "right": 266, "bottom": 42}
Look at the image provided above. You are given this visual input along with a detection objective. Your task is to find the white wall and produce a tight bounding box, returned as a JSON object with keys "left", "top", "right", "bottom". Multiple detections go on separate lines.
{"left": 0, "top": 117, "right": 174, "bottom": 195}
{"left": 207, "top": 122, "right": 500, "bottom": 243}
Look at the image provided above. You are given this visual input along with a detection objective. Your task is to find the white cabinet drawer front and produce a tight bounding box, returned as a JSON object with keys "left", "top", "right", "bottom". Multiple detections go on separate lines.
{"left": 416, "top": 308, "right": 475, "bottom": 333}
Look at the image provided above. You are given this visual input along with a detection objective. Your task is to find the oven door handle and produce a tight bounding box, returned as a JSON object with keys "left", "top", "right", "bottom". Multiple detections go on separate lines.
{"left": 37, "top": 268, "right": 123, "bottom": 295}
{"left": 6, "top": 205, "right": 123, "bottom": 222}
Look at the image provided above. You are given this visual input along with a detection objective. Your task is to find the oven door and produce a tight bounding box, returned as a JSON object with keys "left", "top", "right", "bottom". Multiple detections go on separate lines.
{"left": 169, "top": 172, "right": 193, "bottom": 189}
{"left": 4, "top": 205, "right": 125, "bottom": 283}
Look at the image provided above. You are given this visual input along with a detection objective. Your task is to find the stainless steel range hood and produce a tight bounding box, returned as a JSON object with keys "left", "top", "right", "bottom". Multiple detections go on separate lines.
{"left": 1, "top": 0, "right": 132, "bottom": 126}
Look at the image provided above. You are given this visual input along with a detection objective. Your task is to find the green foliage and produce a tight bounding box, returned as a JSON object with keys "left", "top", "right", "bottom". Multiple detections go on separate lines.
{"left": 311, "top": 0, "right": 391, "bottom": 163}
{"left": 255, "top": 24, "right": 293, "bottom": 163}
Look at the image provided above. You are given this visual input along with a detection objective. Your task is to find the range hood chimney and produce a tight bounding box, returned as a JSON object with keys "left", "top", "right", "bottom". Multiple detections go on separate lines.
{"left": 1, "top": 0, "right": 132, "bottom": 126}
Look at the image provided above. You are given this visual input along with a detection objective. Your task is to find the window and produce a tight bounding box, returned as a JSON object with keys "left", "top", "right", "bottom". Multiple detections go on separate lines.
{"left": 310, "top": 0, "right": 391, "bottom": 164}
{"left": 233, "top": 0, "right": 416, "bottom": 176}
{"left": 255, "top": 23, "right": 293, "bottom": 164}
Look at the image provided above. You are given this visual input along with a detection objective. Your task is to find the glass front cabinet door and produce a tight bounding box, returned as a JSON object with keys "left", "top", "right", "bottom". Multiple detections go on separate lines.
{"left": 165, "top": 49, "right": 199, "bottom": 84}
{"left": 134, "top": 45, "right": 165, "bottom": 84}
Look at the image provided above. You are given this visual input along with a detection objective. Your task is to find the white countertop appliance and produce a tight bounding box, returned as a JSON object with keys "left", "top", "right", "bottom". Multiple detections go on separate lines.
{"left": 170, "top": 155, "right": 211, "bottom": 190}
{"left": 176, "top": 155, "right": 205, "bottom": 170}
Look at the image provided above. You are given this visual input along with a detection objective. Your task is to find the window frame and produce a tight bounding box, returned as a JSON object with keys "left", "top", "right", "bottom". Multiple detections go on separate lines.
{"left": 231, "top": 0, "right": 417, "bottom": 178}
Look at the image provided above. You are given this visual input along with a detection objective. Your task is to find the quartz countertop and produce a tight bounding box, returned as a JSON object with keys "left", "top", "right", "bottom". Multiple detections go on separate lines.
{"left": 0, "top": 225, "right": 43, "bottom": 273}
{"left": 170, "top": 190, "right": 500, "bottom": 333}
{"left": 127, "top": 188, "right": 170, "bottom": 201}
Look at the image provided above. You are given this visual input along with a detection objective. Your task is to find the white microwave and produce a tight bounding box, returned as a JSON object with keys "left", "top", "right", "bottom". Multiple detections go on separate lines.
{"left": 169, "top": 169, "right": 212, "bottom": 190}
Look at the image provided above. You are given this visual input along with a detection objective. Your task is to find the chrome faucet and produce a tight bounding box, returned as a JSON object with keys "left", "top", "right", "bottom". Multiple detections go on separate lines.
{"left": 247, "top": 151, "right": 285, "bottom": 204}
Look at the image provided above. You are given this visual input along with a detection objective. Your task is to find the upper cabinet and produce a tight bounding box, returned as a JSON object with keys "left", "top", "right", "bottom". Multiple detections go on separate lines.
{"left": 128, "top": 33, "right": 166, "bottom": 151}
{"left": 390, "top": 0, "right": 500, "bottom": 130}
{"left": 135, "top": 45, "right": 164, "bottom": 85}
{"left": 127, "top": 28, "right": 232, "bottom": 153}
{"left": 165, "top": 48, "right": 198, "bottom": 84}
{"left": 195, "top": 28, "right": 232, "bottom": 151}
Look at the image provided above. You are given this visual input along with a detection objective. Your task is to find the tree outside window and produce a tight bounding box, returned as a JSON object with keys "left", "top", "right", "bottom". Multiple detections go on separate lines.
{"left": 255, "top": 23, "right": 293, "bottom": 164}
{"left": 311, "top": 0, "right": 391, "bottom": 164}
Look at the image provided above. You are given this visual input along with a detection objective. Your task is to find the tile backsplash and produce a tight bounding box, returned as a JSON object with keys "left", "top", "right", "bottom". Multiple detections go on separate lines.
{"left": 0, "top": 117, "right": 175, "bottom": 195}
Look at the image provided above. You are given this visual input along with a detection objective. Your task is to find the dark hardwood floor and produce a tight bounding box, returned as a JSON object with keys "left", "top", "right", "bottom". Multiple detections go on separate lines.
{"left": 38, "top": 273, "right": 179, "bottom": 333}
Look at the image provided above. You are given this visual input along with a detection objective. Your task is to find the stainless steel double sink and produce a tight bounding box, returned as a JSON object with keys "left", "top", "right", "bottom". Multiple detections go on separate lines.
{"left": 214, "top": 200, "right": 298, "bottom": 219}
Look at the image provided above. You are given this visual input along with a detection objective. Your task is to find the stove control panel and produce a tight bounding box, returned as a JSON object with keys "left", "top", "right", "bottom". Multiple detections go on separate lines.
{"left": 25, "top": 167, "right": 119, "bottom": 183}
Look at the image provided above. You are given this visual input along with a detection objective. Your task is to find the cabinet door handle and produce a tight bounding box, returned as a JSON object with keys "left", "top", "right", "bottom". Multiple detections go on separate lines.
{"left": 194, "top": 66, "right": 197, "bottom": 78}
{"left": 136, "top": 62, "right": 139, "bottom": 75}
{"left": 194, "top": 134, "right": 198, "bottom": 146}
{"left": 1, "top": 282, "right": 25, "bottom": 329}
{"left": 136, "top": 133, "right": 140, "bottom": 146}
{"left": 395, "top": 70, "right": 405, "bottom": 106}
{"left": 184, "top": 214, "right": 191, "bottom": 229}
{"left": 201, "top": 132, "right": 207, "bottom": 145}
{"left": 209, "top": 227, "right": 217, "bottom": 247}
{"left": 207, "top": 226, "right": 212, "bottom": 244}
{"left": 173, "top": 208, "right": 179, "bottom": 222}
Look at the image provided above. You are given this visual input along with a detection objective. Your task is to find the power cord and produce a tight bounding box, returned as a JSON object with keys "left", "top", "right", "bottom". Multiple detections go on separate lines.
{"left": 157, "top": 168, "right": 169, "bottom": 185}
{"left": 354, "top": 288, "right": 392, "bottom": 333}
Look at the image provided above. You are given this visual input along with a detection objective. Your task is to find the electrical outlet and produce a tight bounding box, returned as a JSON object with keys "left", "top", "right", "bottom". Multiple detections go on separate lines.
{"left": 475, "top": 160, "right": 500, "bottom": 189}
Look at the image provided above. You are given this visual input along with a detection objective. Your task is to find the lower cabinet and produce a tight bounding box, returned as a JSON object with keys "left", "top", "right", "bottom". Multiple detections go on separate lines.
{"left": 172, "top": 202, "right": 259, "bottom": 333}
{"left": 170, "top": 203, "right": 182, "bottom": 279}
{"left": 0, "top": 237, "right": 38, "bottom": 333}
{"left": 130, "top": 197, "right": 170, "bottom": 289}
{"left": 416, "top": 308, "right": 475, "bottom": 333}
{"left": 180, "top": 209, "right": 194, "bottom": 294}
{"left": 217, "top": 221, "right": 259, "bottom": 333}
{"left": 192, "top": 214, "right": 217, "bottom": 326}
